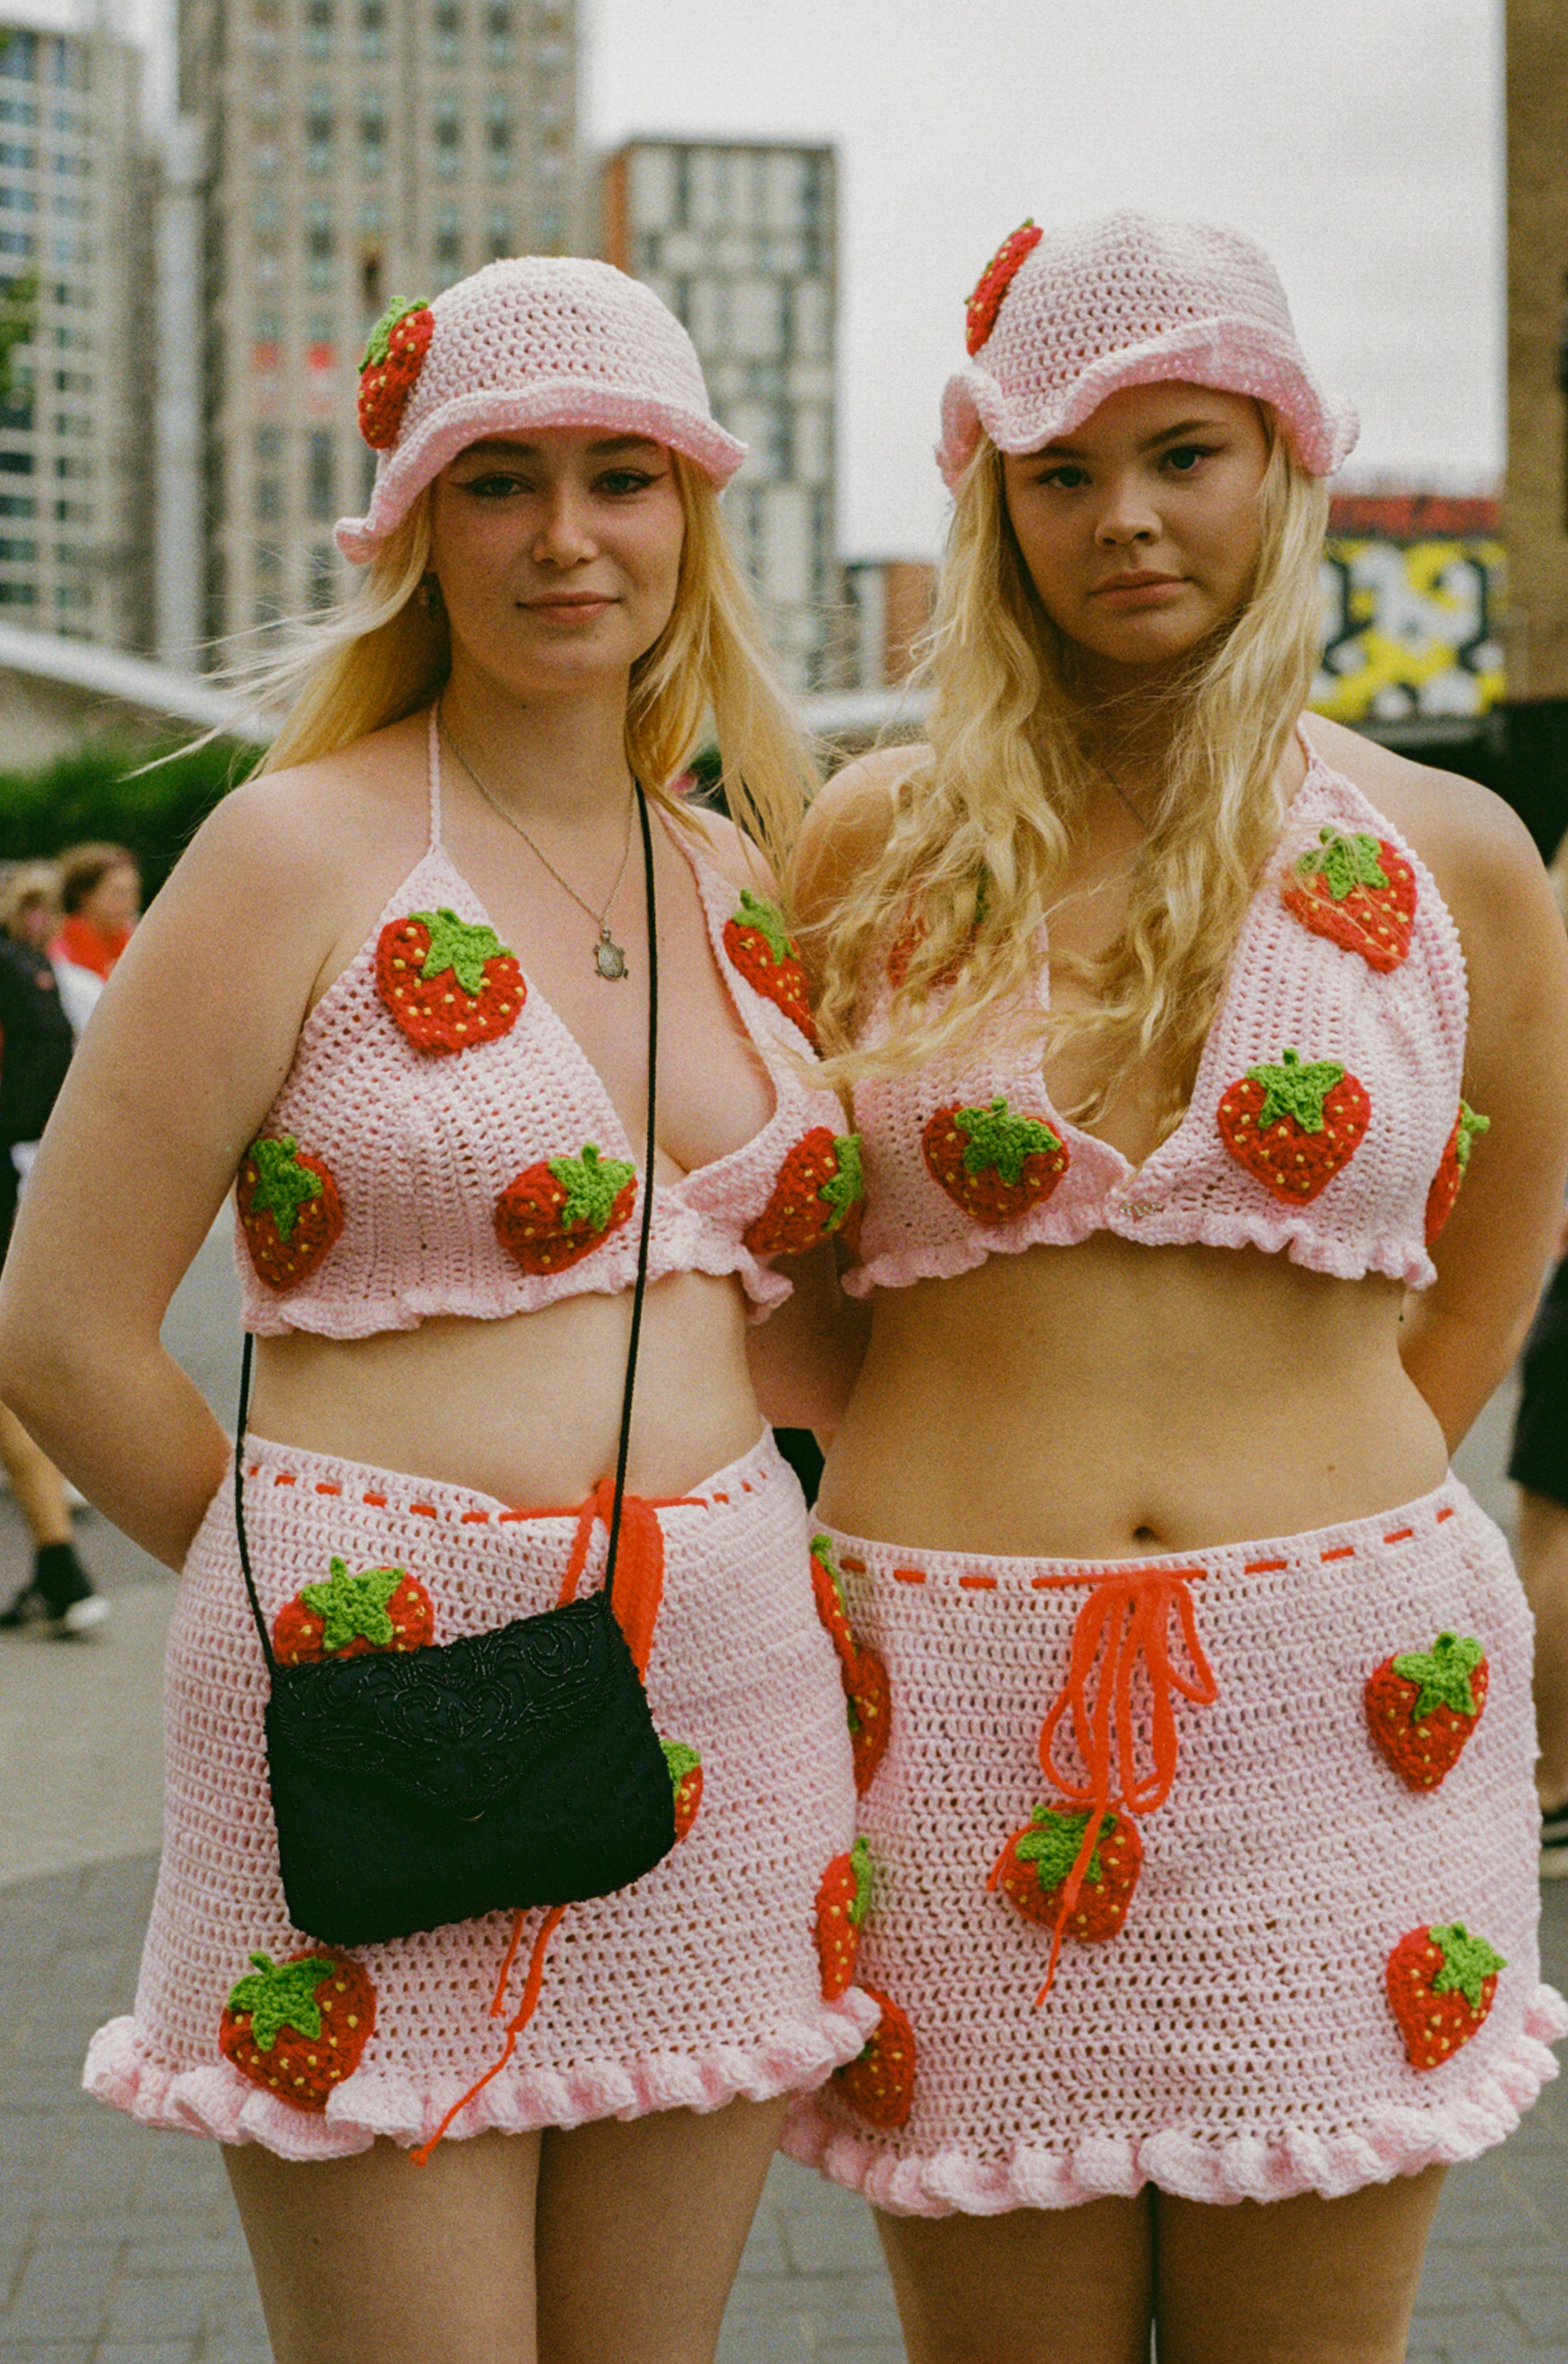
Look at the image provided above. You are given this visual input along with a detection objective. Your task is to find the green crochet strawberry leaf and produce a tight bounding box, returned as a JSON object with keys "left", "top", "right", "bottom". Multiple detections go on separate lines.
{"left": 245, "top": 1137, "right": 324, "bottom": 1243}
{"left": 1429, "top": 1922, "right": 1506, "bottom": 2009}
{"left": 410, "top": 908, "right": 511, "bottom": 995}
{"left": 226, "top": 1951, "right": 333, "bottom": 2051}
{"left": 299, "top": 1558, "right": 406, "bottom": 1652}
{"left": 1296, "top": 827, "right": 1388, "bottom": 901}
{"left": 1391, "top": 1632, "right": 1485, "bottom": 1721}
{"left": 847, "top": 1836, "right": 874, "bottom": 1927}
{"left": 1455, "top": 1101, "right": 1490, "bottom": 1169}
{"left": 661, "top": 1739, "right": 700, "bottom": 1788}
{"left": 733, "top": 888, "right": 793, "bottom": 964}
{"left": 956, "top": 1097, "right": 1064, "bottom": 1182}
{"left": 1245, "top": 1049, "right": 1346, "bottom": 1134}
{"left": 821, "top": 1135, "right": 864, "bottom": 1229}
{"left": 1014, "top": 1805, "right": 1110, "bottom": 1890}
{"left": 358, "top": 294, "right": 428, "bottom": 371}
{"left": 549, "top": 1143, "right": 636, "bottom": 1231}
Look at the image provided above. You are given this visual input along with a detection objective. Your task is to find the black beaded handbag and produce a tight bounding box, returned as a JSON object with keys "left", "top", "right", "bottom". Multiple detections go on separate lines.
{"left": 233, "top": 787, "right": 677, "bottom": 1948}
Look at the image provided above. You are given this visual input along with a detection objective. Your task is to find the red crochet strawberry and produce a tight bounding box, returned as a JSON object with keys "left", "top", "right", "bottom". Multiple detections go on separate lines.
{"left": 922, "top": 1097, "right": 1069, "bottom": 1221}
{"left": 237, "top": 1135, "right": 344, "bottom": 1291}
{"left": 1216, "top": 1049, "right": 1370, "bottom": 1205}
{"left": 722, "top": 890, "right": 817, "bottom": 1045}
{"left": 815, "top": 1839, "right": 873, "bottom": 2001}
{"left": 807, "top": 1535, "right": 891, "bottom": 1792}
{"left": 661, "top": 1739, "right": 704, "bottom": 1841}
{"left": 989, "top": 1804, "right": 1143, "bottom": 1940}
{"left": 1386, "top": 1922, "right": 1505, "bottom": 2071}
{"left": 744, "top": 1128, "right": 864, "bottom": 1257}
{"left": 809, "top": 1533, "right": 857, "bottom": 1671}
{"left": 357, "top": 296, "right": 434, "bottom": 449}
{"left": 1424, "top": 1102, "right": 1490, "bottom": 1244}
{"left": 495, "top": 1143, "right": 637, "bottom": 1275}
{"left": 833, "top": 1985, "right": 916, "bottom": 2126}
{"left": 1282, "top": 827, "right": 1418, "bottom": 972}
{"left": 846, "top": 1649, "right": 892, "bottom": 1796}
{"left": 1364, "top": 1631, "right": 1489, "bottom": 1791}
{"left": 271, "top": 1556, "right": 434, "bottom": 1667}
{"left": 375, "top": 908, "right": 526, "bottom": 1055}
{"left": 219, "top": 1948, "right": 377, "bottom": 2110}
{"left": 964, "top": 219, "right": 1044, "bottom": 355}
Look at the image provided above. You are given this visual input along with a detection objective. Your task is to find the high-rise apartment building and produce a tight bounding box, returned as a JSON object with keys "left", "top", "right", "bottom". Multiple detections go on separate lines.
{"left": 603, "top": 138, "right": 837, "bottom": 693}
{"left": 179, "top": 0, "right": 580, "bottom": 646}
{"left": 0, "top": 20, "right": 151, "bottom": 651}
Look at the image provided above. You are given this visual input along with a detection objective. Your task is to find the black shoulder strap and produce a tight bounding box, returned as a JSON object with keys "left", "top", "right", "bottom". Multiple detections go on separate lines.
{"left": 234, "top": 780, "right": 660, "bottom": 1653}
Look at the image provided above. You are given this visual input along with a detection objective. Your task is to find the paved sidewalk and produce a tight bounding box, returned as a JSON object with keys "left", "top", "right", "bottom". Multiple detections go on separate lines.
{"left": 1, "top": 1234, "right": 1564, "bottom": 2360}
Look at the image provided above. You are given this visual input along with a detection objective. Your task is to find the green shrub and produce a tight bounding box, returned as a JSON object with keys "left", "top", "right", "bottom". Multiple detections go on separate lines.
{"left": 0, "top": 738, "right": 262, "bottom": 901}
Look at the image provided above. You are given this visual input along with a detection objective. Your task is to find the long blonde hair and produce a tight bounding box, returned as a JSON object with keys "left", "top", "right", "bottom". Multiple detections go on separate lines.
{"left": 253, "top": 456, "right": 817, "bottom": 868}
{"left": 809, "top": 421, "right": 1330, "bottom": 1135}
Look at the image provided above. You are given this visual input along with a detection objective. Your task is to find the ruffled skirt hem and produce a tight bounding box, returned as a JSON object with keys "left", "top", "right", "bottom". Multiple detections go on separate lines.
{"left": 87, "top": 1988, "right": 882, "bottom": 2161}
{"left": 779, "top": 1986, "right": 1568, "bottom": 2217}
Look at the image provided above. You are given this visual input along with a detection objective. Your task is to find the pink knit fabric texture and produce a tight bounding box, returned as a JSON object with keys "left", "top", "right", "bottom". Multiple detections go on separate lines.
{"left": 845, "top": 739, "right": 1466, "bottom": 1299}
{"left": 782, "top": 1482, "right": 1566, "bottom": 2212}
{"left": 85, "top": 1429, "right": 878, "bottom": 2157}
{"left": 338, "top": 256, "right": 745, "bottom": 561}
{"left": 236, "top": 713, "right": 847, "bottom": 1337}
{"left": 937, "top": 212, "right": 1358, "bottom": 488}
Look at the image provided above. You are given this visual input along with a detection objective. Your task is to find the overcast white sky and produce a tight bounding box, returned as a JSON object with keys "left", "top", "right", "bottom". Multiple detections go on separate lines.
{"left": 48, "top": 0, "right": 1506, "bottom": 558}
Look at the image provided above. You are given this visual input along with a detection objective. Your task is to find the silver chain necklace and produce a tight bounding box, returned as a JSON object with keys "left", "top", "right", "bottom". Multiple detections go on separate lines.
{"left": 439, "top": 707, "right": 636, "bottom": 982}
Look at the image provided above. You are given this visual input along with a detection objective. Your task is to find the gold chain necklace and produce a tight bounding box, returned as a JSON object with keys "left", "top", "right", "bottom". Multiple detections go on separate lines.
{"left": 439, "top": 706, "right": 636, "bottom": 982}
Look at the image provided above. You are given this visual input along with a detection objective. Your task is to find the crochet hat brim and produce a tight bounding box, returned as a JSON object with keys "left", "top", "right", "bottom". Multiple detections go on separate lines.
{"left": 937, "top": 317, "right": 1359, "bottom": 491}
{"left": 336, "top": 382, "right": 748, "bottom": 563}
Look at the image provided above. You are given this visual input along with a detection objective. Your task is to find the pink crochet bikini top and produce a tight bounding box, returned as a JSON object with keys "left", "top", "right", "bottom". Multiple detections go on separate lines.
{"left": 845, "top": 735, "right": 1478, "bottom": 1299}
{"left": 235, "top": 714, "right": 862, "bottom": 1338}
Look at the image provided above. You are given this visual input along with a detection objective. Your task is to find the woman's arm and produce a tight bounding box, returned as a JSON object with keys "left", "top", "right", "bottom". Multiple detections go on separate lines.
{"left": 1316, "top": 721, "right": 1568, "bottom": 1449}
{"left": 0, "top": 775, "right": 366, "bottom": 1568}
{"left": 745, "top": 1240, "right": 871, "bottom": 1436}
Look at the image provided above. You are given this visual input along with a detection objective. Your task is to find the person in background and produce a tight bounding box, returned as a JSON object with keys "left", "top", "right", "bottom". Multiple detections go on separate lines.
{"left": 0, "top": 862, "right": 106, "bottom": 1633}
{"left": 1509, "top": 830, "right": 1568, "bottom": 1875}
{"left": 51, "top": 840, "right": 140, "bottom": 1034}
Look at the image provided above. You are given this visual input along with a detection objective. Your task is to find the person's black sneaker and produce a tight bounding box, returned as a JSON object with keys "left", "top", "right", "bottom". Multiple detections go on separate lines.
{"left": 1541, "top": 1798, "right": 1568, "bottom": 1882}
{"left": 17, "top": 1541, "right": 108, "bottom": 1635}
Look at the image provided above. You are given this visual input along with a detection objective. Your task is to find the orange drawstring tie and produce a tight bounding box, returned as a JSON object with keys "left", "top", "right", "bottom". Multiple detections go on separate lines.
{"left": 990, "top": 1564, "right": 1219, "bottom": 2007}
{"left": 410, "top": 1478, "right": 700, "bottom": 2165}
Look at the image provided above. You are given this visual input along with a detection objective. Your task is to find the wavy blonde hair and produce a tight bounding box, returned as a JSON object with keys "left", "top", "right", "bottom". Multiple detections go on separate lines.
{"left": 809, "top": 421, "right": 1330, "bottom": 1136}
{"left": 251, "top": 455, "right": 817, "bottom": 867}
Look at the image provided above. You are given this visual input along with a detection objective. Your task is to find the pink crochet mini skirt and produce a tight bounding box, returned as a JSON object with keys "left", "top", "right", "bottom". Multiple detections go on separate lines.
{"left": 86, "top": 1429, "right": 876, "bottom": 2161}
{"left": 782, "top": 1478, "right": 1567, "bottom": 2214}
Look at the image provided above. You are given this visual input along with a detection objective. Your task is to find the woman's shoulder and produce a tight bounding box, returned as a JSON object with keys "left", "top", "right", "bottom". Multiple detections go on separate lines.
{"left": 792, "top": 742, "right": 930, "bottom": 921}
{"left": 1300, "top": 714, "right": 1548, "bottom": 923}
{"left": 179, "top": 713, "right": 431, "bottom": 912}
{"left": 672, "top": 799, "right": 776, "bottom": 897}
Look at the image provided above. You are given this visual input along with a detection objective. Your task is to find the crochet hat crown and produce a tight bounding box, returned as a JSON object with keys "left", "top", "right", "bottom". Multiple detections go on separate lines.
{"left": 336, "top": 255, "right": 746, "bottom": 563}
{"left": 937, "top": 211, "right": 1358, "bottom": 489}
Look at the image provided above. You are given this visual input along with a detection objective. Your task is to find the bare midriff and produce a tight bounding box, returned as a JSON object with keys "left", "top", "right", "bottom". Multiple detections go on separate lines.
{"left": 815, "top": 1235, "right": 1449, "bottom": 1560}
{"left": 246, "top": 1266, "right": 764, "bottom": 1506}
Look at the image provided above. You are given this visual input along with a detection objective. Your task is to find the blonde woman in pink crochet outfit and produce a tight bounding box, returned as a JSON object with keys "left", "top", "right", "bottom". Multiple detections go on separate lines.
{"left": 780, "top": 213, "right": 1568, "bottom": 2362}
{"left": 0, "top": 257, "right": 877, "bottom": 2364}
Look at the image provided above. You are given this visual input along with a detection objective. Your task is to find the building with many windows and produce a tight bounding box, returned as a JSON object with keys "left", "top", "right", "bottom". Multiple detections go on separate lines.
{"left": 603, "top": 138, "right": 837, "bottom": 694}
{"left": 0, "top": 20, "right": 151, "bottom": 651}
{"left": 179, "top": 0, "right": 580, "bottom": 645}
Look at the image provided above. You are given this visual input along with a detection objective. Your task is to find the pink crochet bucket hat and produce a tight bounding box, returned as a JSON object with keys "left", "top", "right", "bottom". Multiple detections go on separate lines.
{"left": 937, "top": 211, "right": 1358, "bottom": 490}
{"left": 336, "top": 256, "right": 746, "bottom": 563}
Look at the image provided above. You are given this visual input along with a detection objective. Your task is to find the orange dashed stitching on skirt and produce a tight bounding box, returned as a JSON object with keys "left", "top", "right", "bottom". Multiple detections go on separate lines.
{"left": 315, "top": 1483, "right": 341, "bottom": 1496}
{"left": 1244, "top": 1557, "right": 1289, "bottom": 1573}
{"left": 1383, "top": 1525, "right": 1415, "bottom": 1544}
{"left": 892, "top": 1565, "right": 926, "bottom": 1585}
{"left": 1321, "top": 1546, "right": 1355, "bottom": 1562}
{"left": 363, "top": 1491, "right": 386, "bottom": 1507}
{"left": 460, "top": 1510, "right": 489, "bottom": 1524}
{"left": 959, "top": 1573, "right": 998, "bottom": 1590}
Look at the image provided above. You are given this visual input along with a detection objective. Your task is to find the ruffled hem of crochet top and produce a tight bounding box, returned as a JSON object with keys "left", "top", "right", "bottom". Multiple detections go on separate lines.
{"left": 840, "top": 1204, "right": 1436, "bottom": 1298}
{"left": 781, "top": 1985, "right": 1568, "bottom": 2217}
{"left": 84, "top": 1986, "right": 880, "bottom": 2160}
